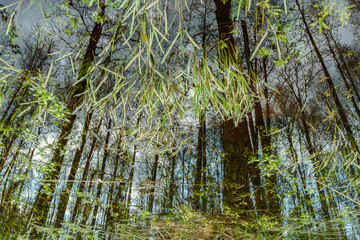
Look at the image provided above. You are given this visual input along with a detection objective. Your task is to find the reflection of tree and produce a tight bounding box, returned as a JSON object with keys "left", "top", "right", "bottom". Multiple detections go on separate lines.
{"left": 31, "top": 2, "right": 106, "bottom": 235}
{"left": 0, "top": 0, "right": 360, "bottom": 238}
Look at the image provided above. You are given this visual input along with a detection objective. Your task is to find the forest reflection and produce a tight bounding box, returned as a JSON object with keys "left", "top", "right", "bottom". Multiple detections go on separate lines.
{"left": 0, "top": 0, "right": 360, "bottom": 239}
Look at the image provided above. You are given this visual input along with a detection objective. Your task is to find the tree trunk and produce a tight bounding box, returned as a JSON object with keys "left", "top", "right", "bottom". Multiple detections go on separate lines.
{"left": 193, "top": 112, "right": 204, "bottom": 210}
{"left": 201, "top": 115, "right": 207, "bottom": 212}
{"left": 214, "top": 0, "right": 254, "bottom": 213}
{"left": 126, "top": 115, "right": 142, "bottom": 215}
{"left": 213, "top": 0, "right": 236, "bottom": 63}
{"left": 323, "top": 32, "right": 360, "bottom": 118}
{"left": 90, "top": 117, "right": 112, "bottom": 228}
{"left": 55, "top": 111, "right": 93, "bottom": 227}
{"left": 168, "top": 150, "right": 176, "bottom": 209}
{"left": 296, "top": 0, "right": 358, "bottom": 154}
{"left": 223, "top": 119, "right": 253, "bottom": 211}
{"left": 241, "top": 20, "right": 270, "bottom": 213}
{"left": 327, "top": 30, "right": 360, "bottom": 102}
{"left": 105, "top": 137, "right": 124, "bottom": 235}
{"left": 148, "top": 151, "right": 159, "bottom": 213}
{"left": 70, "top": 117, "right": 103, "bottom": 224}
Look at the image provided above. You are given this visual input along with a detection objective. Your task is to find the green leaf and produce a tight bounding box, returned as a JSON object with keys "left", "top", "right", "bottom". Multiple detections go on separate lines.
{"left": 161, "top": 32, "right": 180, "bottom": 64}
{"left": 250, "top": 30, "right": 268, "bottom": 60}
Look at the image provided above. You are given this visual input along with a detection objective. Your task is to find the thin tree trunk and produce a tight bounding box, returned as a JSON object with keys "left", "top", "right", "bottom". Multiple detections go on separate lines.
{"left": 296, "top": 0, "right": 358, "bottom": 154}
{"left": 126, "top": 146, "right": 136, "bottom": 215}
{"left": 90, "top": 117, "right": 112, "bottom": 228}
{"left": 327, "top": 30, "right": 360, "bottom": 102}
{"left": 1, "top": 140, "right": 24, "bottom": 205}
{"left": 201, "top": 115, "right": 207, "bottom": 212}
{"left": 297, "top": 157, "right": 316, "bottom": 219}
{"left": 168, "top": 150, "right": 176, "bottom": 209}
{"left": 323, "top": 32, "right": 360, "bottom": 118}
{"left": 126, "top": 115, "right": 142, "bottom": 215}
{"left": 0, "top": 81, "right": 23, "bottom": 125}
{"left": 15, "top": 148, "right": 35, "bottom": 206}
{"left": 300, "top": 114, "right": 331, "bottom": 219}
{"left": 148, "top": 151, "right": 159, "bottom": 213}
{"left": 194, "top": 112, "right": 204, "bottom": 210}
{"left": 105, "top": 137, "right": 124, "bottom": 235}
